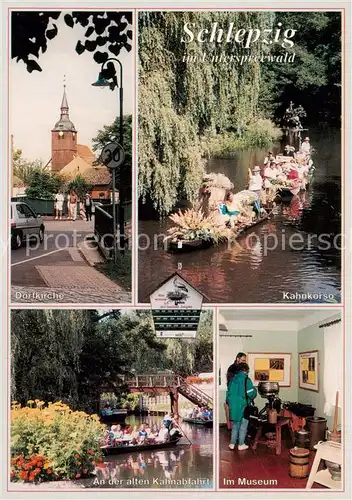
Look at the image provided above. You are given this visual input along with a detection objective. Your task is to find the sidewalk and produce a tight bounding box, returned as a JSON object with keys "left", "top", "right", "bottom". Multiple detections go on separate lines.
{"left": 11, "top": 218, "right": 132, "bottom": 304}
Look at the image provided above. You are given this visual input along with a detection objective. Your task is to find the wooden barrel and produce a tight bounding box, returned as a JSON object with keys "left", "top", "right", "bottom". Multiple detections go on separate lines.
{"left": 289, "top": 447, "right": 310, "bottom": 478}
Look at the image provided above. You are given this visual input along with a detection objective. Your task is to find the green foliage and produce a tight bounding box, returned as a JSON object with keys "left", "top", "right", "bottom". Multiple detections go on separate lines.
{"left": 138, "top": 12, "right": 273, "bottom": 215}
{"left": 258, "top": 12, "right": 341, "bottom": 123}
{"left": 13, "top": 149, "right": 65, "bottom": 198}
{"left": 11, "top": 309, "right": 213, "bottom": 413}
{"left": 11, "top": 401, "right": 104, "bottom": 482}
{"left": 201, "top": 120, "right": 282, "bottom": 158}
{"left": 67, "top": 174, "right": 92, "bottom": 200}
{"left": 13, "top": 149, "right": 48, "bottom": 185}
{"left": 139, "top": 12, "right": 341, "bottom": 215}
{"left": 92, "top": 115, "right": 132, "bottom": 199}
{"left": 25, "top": 170, "right": 64, "bottom": 199}
{"left": 120, "top": 393, "right": 144, "bottom": 411}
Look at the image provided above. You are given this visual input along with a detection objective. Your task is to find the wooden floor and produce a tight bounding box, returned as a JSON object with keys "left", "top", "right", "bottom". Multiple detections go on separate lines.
{"left": 219, "top": 426, "right": 326, "bottom": 489}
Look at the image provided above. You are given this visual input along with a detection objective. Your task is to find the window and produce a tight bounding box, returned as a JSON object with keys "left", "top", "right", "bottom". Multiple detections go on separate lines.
{"left": 16, "top": 204, "right": 27, "bottom": 219}
{"left": 22, "top": 205, "right": 36, "bottom": 218}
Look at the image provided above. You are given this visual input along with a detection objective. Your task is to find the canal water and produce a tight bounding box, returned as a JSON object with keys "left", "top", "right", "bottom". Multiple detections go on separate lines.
{"left": 95, "top": 415, "right": 213, "bottom": 489}
{"left": 138, "top": 127, "right": 341, "bottom": 303}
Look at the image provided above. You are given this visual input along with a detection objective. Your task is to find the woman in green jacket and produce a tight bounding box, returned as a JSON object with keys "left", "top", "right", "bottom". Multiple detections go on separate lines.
{"left": 226, "top": 363, "right": 257, "bottom": 450}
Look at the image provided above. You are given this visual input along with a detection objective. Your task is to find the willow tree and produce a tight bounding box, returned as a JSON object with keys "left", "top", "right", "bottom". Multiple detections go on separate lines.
{"left": 138, "top": 11, "right": 273, "bottom": 215}
{"left": 11, "top": 309, "right": 88, "bottom": 406}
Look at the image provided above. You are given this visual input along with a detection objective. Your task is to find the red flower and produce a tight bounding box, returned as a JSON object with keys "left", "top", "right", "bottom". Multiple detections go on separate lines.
{"left": 28, "top": 473, "right": 35, "bottom": 482}
{"left": 91, "top": 461, "right": 96, "bottom": 466}
{"left": 34, "top": 468, "right": 40, "bottom": 475}
{"left": 97, "top": 457, "right": 103, "bottom": 463}
{"left": 88, "top": 448, "right": 94, "bottom": 455}
{"left": 19, "top": 471, "right": 28, "bottom": 480}
{"left": 47, "top": 469, "right": 52, "bottom": 474}
{"left": 36, "top": 461, "right": 43, "bottom": 467}
{"left": 24, "top": 464, "right": 31, "bottom": 471}
{"left": 10, "top": 471, "right": 16, "bottom": 478}
{"left": 74, "top": 454, "right": 80, "bottom": 459}
{"left": 77, "top": 461, "right": 81, "bottom": 465}
{"left": 75, "top": 473, "right": 81, "bottom": 478}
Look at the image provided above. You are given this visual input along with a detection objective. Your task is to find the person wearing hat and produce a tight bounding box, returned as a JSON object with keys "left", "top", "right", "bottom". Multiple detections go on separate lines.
{"left": 283, "top": 145, "right": 295, "bottom": 158}
{"left": 263, "top": 161, "right": 277, "bottom": 192}
{"left": 84, "top": 192, "right": 94, "bottom": 221}
{"left": 301, "top": 137, "right": 311, "bottom": 155}
{"left": 248, "top": 166, "right": 263, "bottom": 216}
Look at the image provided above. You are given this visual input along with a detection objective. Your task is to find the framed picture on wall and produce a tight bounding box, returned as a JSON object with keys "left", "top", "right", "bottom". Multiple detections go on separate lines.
{"left": 248, "top": 352, "right": 292, "bottom": 387}
{"left": 299, "top": 350, "right": 319, "bottom": 392}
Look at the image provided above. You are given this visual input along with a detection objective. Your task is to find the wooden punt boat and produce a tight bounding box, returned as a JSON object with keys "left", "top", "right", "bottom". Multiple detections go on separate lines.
{"left": 182, "top": 417, "right": 213, "bottom": 427}
{"left": 101, "top": 437, "right": 182, "bottom": 455}
{"left": 168, "top": 211, "right": 270, "bottom": 252}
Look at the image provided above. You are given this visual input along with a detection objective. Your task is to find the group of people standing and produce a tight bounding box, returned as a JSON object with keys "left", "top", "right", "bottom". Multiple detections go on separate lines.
{"left": 54, "top": 190, "right": 94, "bottom": 222}
{"left": 226, "top": 352, "right": 257, "bottom": 451}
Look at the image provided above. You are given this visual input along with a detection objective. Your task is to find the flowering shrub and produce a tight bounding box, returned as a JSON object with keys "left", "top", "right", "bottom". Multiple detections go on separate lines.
{"left": 11, "top": 400, "right": 105, "bottom": 482}
{"left": 11, "top": 454, "right": 54, "bottom": 483}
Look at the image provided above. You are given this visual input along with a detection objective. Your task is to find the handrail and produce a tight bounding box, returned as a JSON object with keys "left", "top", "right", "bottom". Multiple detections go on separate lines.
{"left": 95, "top": 204, "right": 113, "bottom": 219}
{"left": 120, "top": 374, "right": 212, "bottom": 406}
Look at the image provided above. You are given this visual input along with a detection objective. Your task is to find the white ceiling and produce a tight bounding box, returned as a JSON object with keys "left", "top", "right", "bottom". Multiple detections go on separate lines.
{"left": 222, "top": 309, "right": 321, "bottom": 321}
{"left": 219, "top": 309, "right": 341, "bottom": 331}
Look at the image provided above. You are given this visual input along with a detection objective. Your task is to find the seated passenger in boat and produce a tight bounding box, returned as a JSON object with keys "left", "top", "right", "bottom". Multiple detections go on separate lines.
{"left": 130, "top": 425, "right": 139, "bottom": 444}
{"left": 283, "top": 145, "right": 295, "bottom": 157}
{"left": 123, "top": 425, "right": 132, "bottom": 439}
{"left": 111, "top": 424, "right": 124, "bottom": 445}
{"left": 300, "top": 137, "right": 311, "bottom": 155}
{"left": 155, "top": 423, "right": 169, "bottom": 442}
{"left": 263, "top": 162, "right": 277, "bottom": 191}
{"left": 191, "top": 407, "right": 198, "bottom": 418}
{"left": 202, "top": 408, "right": 211, "bottom": 420}
{"left": 219, "top": 192, "right": 241, "bottom": 228}
{"left": 138, "top": 424, "right": 148, "bottom": 443}
{"left": 163, "top": 412, "right": 172, "bottom": 429}
{"left": 263, "top": 151, "right": 275, "bottom": 166}
{"left": 101, "top": 403, "right": 113, "bottom": 416}
{"left": 151, "top": 424, "right": 160, "bottom": 439}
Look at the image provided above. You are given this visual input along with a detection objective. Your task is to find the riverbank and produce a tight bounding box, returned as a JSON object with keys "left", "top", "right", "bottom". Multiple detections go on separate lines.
{"left": 201, "top": 119, "right": 282, "bottom": 159}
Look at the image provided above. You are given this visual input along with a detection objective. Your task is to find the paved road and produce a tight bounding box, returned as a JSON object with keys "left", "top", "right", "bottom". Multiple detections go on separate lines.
{"left": 10, "top": 219, "right": 131, "bottom": 303}
{"left": 11, "top": 221, "right": 94, "bottom": 265}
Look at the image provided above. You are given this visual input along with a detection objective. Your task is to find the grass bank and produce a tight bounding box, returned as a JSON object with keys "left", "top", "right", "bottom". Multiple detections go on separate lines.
{"left": 96, "top": 250, "right": 132, "bottom": 292}
{"left": 201, "top": 119, "right": 282, "bottom": 159}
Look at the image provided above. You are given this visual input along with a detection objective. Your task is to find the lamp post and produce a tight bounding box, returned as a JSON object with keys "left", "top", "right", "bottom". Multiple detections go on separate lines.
{"left": 92, "top": 58, "right": 125, "bottom": 262}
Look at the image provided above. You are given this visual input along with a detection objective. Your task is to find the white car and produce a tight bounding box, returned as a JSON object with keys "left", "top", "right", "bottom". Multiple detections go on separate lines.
{"left": 11, "top": 202, "right": 45, "bottom": 249}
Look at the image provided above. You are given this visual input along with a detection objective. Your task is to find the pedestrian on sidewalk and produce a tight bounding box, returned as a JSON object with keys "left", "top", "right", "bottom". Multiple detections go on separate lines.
{"left": 84, "top": 192, "right": 94, "bottom": 221}
{"left": 66, "top": 192, "right": 71, "bottom": 219}
{"left": 54, "top": 191, "right": 64, "bottom": 220}
{"left": 69, "top": 189, "right": 78, "bottom": 221}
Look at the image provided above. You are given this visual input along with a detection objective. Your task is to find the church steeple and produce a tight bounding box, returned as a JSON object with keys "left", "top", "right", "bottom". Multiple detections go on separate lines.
{"left": 52, "top": 81, "right": 76, "bottom": 133}
{"left": 51, "top": 79, "right": 78, "bottom": 172}
{"left": 60, "top": 85, "right": 69, "bottom": 115}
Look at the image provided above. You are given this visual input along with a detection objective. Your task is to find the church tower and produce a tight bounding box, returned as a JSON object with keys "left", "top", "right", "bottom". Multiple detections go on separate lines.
{"left": 51, "top": 85, "right": 77, "bottom": 172}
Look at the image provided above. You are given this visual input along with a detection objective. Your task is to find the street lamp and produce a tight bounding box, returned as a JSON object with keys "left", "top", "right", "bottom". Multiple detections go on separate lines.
{"left": 92, "top": 58, "right": 125, "bottom": 262}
